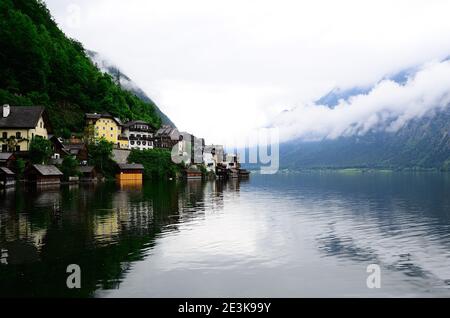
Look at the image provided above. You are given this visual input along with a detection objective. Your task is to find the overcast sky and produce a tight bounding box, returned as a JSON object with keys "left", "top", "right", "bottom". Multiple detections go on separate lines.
{"left": 44, "top": 0, "right": 450, "bottom": 145}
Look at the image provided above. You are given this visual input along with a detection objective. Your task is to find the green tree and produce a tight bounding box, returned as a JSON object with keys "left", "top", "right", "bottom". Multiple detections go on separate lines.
{"left": 60, "top": 155, "right": 79, "bottom": 179}
{"left": 87, "top": 139, "right": 115, "bottom": 177}
{"left": 29, "top": 136, "right": 52, "bottom": 164}
{"left": 128, "top": 148, "right": 182, "bottom": 179}
{"left": 0, "top": 0, "right": 162, "bottom": 134}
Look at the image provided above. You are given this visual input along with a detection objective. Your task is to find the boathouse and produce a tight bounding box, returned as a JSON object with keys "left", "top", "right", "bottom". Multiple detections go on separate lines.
{"left": 79, "top": 166, "right": 97, "bottom": 182}
{"left": 185, "top": 165, "right": 203, "bottom": 180}
{"left": 0, "top": 152, "right": 15, "bottom": 169}
{"left": 0, "top": 167, "right": 15, "bottom": 188}
{"left": 25, "top": 164, "right": 63, "bottom": 185}
{"left": 116, "top": 164, "right": 144, "bottom": 182}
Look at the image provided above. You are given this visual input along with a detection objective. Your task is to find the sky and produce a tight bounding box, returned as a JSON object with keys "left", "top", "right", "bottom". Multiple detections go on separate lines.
{"left": 44, "top": 0, "right": 450, "bottom": 145}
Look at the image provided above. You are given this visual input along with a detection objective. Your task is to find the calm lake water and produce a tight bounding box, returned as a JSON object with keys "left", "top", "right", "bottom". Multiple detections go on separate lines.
{"left": 1, "top": 172, "right": 450, "bottom": 297}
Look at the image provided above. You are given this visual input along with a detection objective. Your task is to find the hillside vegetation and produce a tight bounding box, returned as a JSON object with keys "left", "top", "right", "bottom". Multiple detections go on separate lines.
{"left": 0, "top": 0, "right": 161, "bottom": 136}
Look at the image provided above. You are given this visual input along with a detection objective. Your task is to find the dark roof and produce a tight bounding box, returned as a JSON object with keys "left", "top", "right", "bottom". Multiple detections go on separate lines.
{"left": 0, "top": 152, "right": 14, "bottom": 162}
{"left": 155, "top": 125, "right": 180, "bottom": 140}
{"left": 85, "top": 113, "right": 122, "bottom": 126}
{"left": 79, "top": 166, "right": 95, "bottom": 173}
{"left": 63, "top": 143, "right": 86, "bottom": 155}
{"left": 118, "top": 164, "right": 144, "bottom": 170}
{"left": 0, "top": 106, "right": 45, "bottom": 129}
{"left": 31, "top": 164, "right": 63, "bottom": 176}
{"left": 123, "top": 120, "right": 154, "bottom": 128}
{"left": 49, "top": 135, "right": 65, "bottom": 147}
{"left": 0, "top": 167, "right": 15, "bottom": 175}
{"left": 64, "top": 143, "right": 86, "bottom": 149}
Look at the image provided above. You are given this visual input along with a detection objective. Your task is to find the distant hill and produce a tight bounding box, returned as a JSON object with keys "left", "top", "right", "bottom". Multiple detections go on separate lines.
{"left": 280, "top": 108, "right": 450, "bottom": 170}
{"left": 87, "top": 51, "right": 176, "bottom": 128}
{"left": 0, "top": 0, "right": 161, "bottom": 136}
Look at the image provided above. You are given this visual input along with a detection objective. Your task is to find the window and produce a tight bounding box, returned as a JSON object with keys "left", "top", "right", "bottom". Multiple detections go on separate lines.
{"left": 40, "top": 121, "right": 43, "bottom": 128}
{"left": 142, "top": 141, "right": 147, "bottom": 146}
{"left": 110, "top": 134, "right": 113, "bottom": 138}
{"left": 130, "top": 141, "right": 135, "bottom": 145}
{"left": 15, "top": 145, "right": 20, "bottom": 152}
{"left": 2, "top": 132, "right": 6, "bottom": 139}
{"left": 137, "top": 141, "right": 141, "bottom": 146}
{"left": 16, "top": 132, "right": 21, "bottom": 139}
{"left": 111, "top": 127, "right": 114, "bottom": 131}
{"left": 2, "top": 145, "right": 7, "bottom": 152}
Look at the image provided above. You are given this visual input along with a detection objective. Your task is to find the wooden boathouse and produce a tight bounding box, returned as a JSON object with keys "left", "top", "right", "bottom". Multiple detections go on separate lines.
{"left": 0, "top": 167, "right": 15, "bottom": 188}
{"left": 25, "top": 164, "right": 63, "bottom": 186}
{"left": 116, "top": 164, "right": 144, "bottom": 182}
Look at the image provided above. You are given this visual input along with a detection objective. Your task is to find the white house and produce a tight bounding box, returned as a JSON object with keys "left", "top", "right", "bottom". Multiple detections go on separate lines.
{"left": 122, "top": 120, "right": 155, "bottom": 151}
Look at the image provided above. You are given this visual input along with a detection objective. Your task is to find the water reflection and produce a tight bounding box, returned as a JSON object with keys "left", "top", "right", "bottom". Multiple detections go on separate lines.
{"left": 0, "top": 179, "right": 231, "bottom": 297}
{"left": 1, "top": 173, "right": 450, "bottom": 297}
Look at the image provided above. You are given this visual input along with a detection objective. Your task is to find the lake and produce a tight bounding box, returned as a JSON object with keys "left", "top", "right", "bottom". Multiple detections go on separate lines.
{"left": 1, "top": 172, "right": 450, "bottom": 297}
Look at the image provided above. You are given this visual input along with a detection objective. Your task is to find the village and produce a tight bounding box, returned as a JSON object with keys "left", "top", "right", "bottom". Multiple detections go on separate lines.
{"left": 0, "top": 104, "right": 249, "bottom": 188}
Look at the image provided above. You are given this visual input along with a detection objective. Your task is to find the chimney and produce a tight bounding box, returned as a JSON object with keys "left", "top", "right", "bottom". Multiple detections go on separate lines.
{"left": 3, "top": 104, "right": 10, "bottom": 118}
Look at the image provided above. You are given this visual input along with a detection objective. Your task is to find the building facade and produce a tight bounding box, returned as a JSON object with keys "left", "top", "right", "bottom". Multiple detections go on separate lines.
{"left": 85, "top": 113, "right": 122, "bottom": 146}
{"left": 122, "top": 120, "right": 155, "bottom": 151}
{"left": 154, "top": 125, "right": 181, "bottom": 149}
{"left": 0, "top": 104, "right": 51, "bottom": 152}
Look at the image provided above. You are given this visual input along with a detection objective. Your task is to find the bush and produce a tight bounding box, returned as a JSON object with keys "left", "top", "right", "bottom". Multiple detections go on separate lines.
{"left": 29, "top": 136, "right": 52, "bottom": 164}
{"left": 59, "top": 155, "right": 79, "bottom": 179}
{"left": 128, "top": 148, "right": 182, "bottom": 179}
{"left": 87, "top": 139, "right": 115, "bottom": 178}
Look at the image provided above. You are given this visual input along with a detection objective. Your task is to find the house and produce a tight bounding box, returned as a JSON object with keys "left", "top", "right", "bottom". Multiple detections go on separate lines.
{"left": 178, "top": 132, "right": 205, "bottom": 165}
{"left": 116, "top": 164, "right": 144, "bottom": 182}
{"left": 0, "top": 167, "right": 15, "bottom": 188}
{"left": 203, "top": 145, "right": 224, "bottom": 172}
{"left": 118, "top": 135, "right": 129, "bottom": 150}
{"left": 0, "top": 152, "right": 16, "bottom": 169}
{"left": 224, "top": 153, "right": 240, "bottom": 169}
{"left": 48, "top": 135, "right": 67, "bottom": 164}
{"left": 0, "top": 104, "right": 51, "bottom": 152}
{"left": 25, "top": 164, "right": 63, "bottom": 186}
{"left": 79, "top": 166, "right": 97, "bottom": 182}
{"left": 63, "top": 143, "right": 88, "bottom": 162}
{"left": 154, "top": 125, "right": 181, "bottom": 149}
{"left": 122, "top": 120, "right": 155, "bottom": 151}
{"left": 85, "top": 113, "right": 122, "bottom": 147}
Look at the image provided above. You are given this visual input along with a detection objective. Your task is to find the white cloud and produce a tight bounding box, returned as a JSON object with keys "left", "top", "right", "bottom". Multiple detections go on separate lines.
{"left": 44, "top": 0, "right": 450, "bottom": 144}
{"left": 273, "top": 60, "right": 450, "bottom": 142}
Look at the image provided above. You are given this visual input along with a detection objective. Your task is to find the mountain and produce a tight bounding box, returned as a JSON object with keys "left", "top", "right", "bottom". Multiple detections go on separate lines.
{"left": 87, "top": 51, "right": 176, "bottom": 127}
{"left": 280, "top": 108, "right": 450, "bottom": 170}
{"left": 0, "top": 0, "right": 161, "bottom": 136}
{"left": 279, "top": 67, "right": 450, "bottom": 171}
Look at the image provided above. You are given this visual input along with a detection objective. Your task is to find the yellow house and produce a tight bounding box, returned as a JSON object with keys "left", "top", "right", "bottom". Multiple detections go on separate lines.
{"left": 85, "top": 113, "right": 122, "bottom": 147}
{"left": 0, "top": 104, "right": 51, "bottom": 152}
{"left": 118, "top": 136, "right": 129, "bottom": 149}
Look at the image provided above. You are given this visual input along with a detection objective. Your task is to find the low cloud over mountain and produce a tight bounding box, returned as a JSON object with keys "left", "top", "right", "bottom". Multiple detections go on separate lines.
{"left": 273, "top": 59, "right": 450, "bottom": 143}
